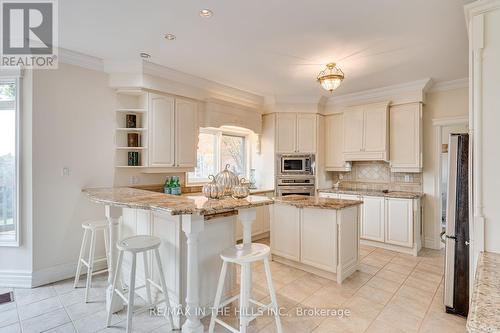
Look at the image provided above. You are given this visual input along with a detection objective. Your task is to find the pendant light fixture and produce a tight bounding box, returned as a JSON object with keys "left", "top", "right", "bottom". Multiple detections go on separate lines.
{"left": 317, "top": 63, "right": 344, "bottom": 92}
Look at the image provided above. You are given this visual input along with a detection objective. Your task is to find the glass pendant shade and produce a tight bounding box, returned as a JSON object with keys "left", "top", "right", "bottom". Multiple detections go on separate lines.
{"left": 317, "top": 63, "right": 344, "bottom": 92}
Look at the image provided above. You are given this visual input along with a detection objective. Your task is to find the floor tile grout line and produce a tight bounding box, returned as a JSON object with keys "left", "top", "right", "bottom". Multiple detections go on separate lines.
{"left": 360, "top": 250, "right": 425, "bottom": 333}
{"left": 415, "top": 275, "right": 445, "bottom": 333}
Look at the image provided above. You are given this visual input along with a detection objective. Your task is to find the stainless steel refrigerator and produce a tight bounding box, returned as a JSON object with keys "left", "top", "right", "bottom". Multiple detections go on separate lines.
{"left": 443, "top": 133, "right": 470, "bottom": 317}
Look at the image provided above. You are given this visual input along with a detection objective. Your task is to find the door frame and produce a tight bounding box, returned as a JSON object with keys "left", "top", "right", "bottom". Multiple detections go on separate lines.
{"left": 432, "top": 116, "right": 469, "bottom": 250}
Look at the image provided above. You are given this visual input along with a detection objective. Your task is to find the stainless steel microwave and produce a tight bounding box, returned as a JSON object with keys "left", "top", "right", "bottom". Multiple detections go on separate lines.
{"left": 278, "top": 154, "right": 315, "bottom": 175}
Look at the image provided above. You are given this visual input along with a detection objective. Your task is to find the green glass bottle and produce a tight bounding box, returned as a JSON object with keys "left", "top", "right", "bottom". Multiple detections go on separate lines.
{"left": 164, "top": 177, "right": 171, "bottom": 194}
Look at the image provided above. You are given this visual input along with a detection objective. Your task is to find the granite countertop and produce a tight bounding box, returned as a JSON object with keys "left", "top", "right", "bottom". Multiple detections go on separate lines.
{"left": 274, "top": 195, "right": 362, "bottom": 210}
{"left": 467, "top": 252, "right": 500, "bottom": 333}
{"left": 317, "top": 188, "right": 424, "bottom": 199}
{"left": 82, "top": 187, "right": 273, "bottom": 216}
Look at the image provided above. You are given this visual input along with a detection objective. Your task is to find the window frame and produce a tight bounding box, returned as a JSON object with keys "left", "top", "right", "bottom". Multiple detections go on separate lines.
{"left": 187, "top": 127, "right": 250, "bottom": 185}
{"left": 0, "top": 77, "right": 20, "bottom": 247}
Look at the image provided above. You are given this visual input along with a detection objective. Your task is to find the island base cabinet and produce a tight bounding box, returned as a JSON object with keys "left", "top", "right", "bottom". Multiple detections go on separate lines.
{"left": 270, "top": 204, "right": 300, "bottom": 261}
{"left": 301, "top": 208, "right": 337, "bottom": 272}
{"left": 271, "top": 203, "right": 360, "bottom": 283}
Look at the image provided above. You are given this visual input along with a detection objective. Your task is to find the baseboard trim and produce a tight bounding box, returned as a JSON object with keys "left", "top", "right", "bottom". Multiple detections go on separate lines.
{"left": 32, "top": 257, "right": 108, "bottom": 288}
{"left": 0, "top": 270, "right": 32, "bottom": 288}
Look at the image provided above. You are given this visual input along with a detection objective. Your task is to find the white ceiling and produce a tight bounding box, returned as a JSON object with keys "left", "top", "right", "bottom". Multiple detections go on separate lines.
{"left": 59, "top": 0, "right": 468, "bottom": 99}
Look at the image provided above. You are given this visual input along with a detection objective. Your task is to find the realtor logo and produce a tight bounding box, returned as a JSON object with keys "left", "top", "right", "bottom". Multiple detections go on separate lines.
{"left": 1, "top": 0, "right": 58, "bottom": 68}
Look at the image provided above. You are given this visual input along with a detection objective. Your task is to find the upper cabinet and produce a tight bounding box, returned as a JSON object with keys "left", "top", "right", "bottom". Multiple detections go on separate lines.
{"left": 149, "top": 94, "right": 176, "bottom": 167}
{"left": 174, "top": 98, "right": 198, "bottom": 168}
{"left": 148, "top": 93, "right": 198, "bottom": 169}
{"left": 325, "top": 113, "right": 351, "bottom": 171}
{"left": 389, "top": 103, "right": 423, "bottom": 173}
{"left": 343, "top": 102, "right": 389, "bottom": 161}
{"left": 276, "top": 113, "right": 317, "bottom": 153}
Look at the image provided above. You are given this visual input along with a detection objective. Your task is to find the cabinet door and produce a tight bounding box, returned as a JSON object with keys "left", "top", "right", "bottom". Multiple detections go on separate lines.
{"left": 260, "top": 194, "right": 272, "bottom": 232}
{"left": 385, "top": 198, "right": 413, "bottom": 247}
{"left": 296, "top": 114, "right": 317, "bottom": 153}
{"left": 361, "top": 196, "right": 385, "bottom": 242}
{"left": 363, "top": 106, "right": 388, "bottom": 153}
{"left": 276, "top": 113, "right": 297, "bottom": 153}
{"left": 271, "top": 204, "right": 300, "bottom": 261}
{"left": 390, "top": 103, "right": 422, "bottom": 171}
{"left": 301, "top": 208, "right": 337, "bottom": 272}
{"left": 325, "top": 114, "right": 350, "bottom": 169}
{"left": 343, "top": 108, "right": 364, "bottom": 153}
{"left": 149, "top": 94, "right": 175, "bottom": 167}
{"left": 175, "top": 98, "right": 198, "bottom": 168}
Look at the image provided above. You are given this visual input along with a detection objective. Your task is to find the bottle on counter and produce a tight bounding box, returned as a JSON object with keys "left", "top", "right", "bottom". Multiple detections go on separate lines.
{"left": 173, "top": 176, "right": 182, "bottom": 195}
{"left": 164, "top": 177, "right": 171, "bottom": 194}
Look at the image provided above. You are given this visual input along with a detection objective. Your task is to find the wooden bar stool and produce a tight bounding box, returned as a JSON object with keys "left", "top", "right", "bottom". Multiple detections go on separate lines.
{"left": 73, "top": 219, "right": 110, "bottom": 302}
{"left": 209, "top": 243, "right": 283, "bottom": 333}
{"left": 106, "top": 235, "right": 175, "bottom": 333}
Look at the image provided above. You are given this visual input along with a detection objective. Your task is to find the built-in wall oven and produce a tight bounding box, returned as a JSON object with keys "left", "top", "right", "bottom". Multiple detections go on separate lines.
{"left": 276, "top": 176, "right": 315, "bottom": 197}
{"left": 278, "top": 154, "right": 315, "bottom": 176}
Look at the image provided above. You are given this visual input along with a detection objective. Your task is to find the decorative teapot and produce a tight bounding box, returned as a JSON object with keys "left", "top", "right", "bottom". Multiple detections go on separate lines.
{"left": 215, "top": 164, "right": 240, "bottom": 196}
{"left": 202, "top": 175, "right": 225, "bottom": 199}
{"left": 232, "top": 178, "right": 250, "bottom": 199}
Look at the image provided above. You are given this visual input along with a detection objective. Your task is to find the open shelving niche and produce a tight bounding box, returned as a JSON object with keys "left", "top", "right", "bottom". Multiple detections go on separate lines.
{"left": 115, "top": 89, "right": 149, "bottom": 168}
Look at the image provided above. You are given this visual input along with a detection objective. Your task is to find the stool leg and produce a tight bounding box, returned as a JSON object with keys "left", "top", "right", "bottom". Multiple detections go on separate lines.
{"left": 85, "top": 230, "right": 96, "bottom": 303}
{"left": 74, "top": 229, "right": 88, "bottom": 288}
{"left": 264, "top": 258, "right": 282, "bottom": 333}
{"left": 126, "top": 253, "right": 137, "bottom": 333}
{"left": 143, "top": 251, "right": 152, "bottom": 306}
{"left": 103, "top": 227, "right": 110, "bottom": 270}
{"left": 106, "top": 250, "right": 123, "bottom": 327}
{"left": 239, "top": 263, "right": 250, "bottom": 333}
{"left": 153, "top": 248, "right": 175, "bottom": 330}
{"left": 208, "top": 260, "right": 228, "bottom": 333}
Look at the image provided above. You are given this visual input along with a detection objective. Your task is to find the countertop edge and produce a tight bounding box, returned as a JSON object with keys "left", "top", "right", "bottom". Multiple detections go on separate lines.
{"left": 317, "top": 188, "right": 424, "bottom": 199}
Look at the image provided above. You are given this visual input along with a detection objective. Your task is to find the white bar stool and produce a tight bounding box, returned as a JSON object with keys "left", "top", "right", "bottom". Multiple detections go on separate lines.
{"left": 209, "top": 243, "right": 283, "bottom": 333}
{"left": 73, "top": 219, "right": 110, "bottom": 302}
{"left": 106, "top": 235, "right": 175, "bottom": 333}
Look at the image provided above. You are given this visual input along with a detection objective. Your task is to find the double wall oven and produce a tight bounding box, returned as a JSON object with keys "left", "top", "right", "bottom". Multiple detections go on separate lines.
{"left": 276, "top": 154, "right": 315, "bottom": 197}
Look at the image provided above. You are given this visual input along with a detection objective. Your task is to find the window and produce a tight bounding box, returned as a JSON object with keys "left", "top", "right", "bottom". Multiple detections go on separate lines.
{"left": 188, "top": 128, "right": 248, "bottom": 183}
{"left": 0, "top": 80, "right": 18, "bottom": 246}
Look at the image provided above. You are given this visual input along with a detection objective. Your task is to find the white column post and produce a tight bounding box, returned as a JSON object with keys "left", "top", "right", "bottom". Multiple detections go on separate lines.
{"left": 105, "top": 205, "right": 124, "bottom": 313}
{"left": 237, "top": 208, "right": 257, "bottom": 328}
{"left": 181, "top": 214, "right": 205, "bottom": 333}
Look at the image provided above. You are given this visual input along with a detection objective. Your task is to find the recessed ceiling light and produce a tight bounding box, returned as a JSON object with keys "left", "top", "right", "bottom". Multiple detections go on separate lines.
{"left": 199, "top": 9, "right": 213, "bottom": 18}
{"left": 164, "top": 33, "right": 176, "bottom": 40}
{"left": 139, "top": 52, "right": 151, "bottom": 59}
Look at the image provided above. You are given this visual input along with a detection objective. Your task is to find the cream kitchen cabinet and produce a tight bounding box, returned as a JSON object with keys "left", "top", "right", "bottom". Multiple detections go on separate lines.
{"left": 270, "top": 203, "right": 300, "bottom": 261}
{"left": 325, "top": 113, "right": 351, "bottom": 171}
{"left": 389, "top": 103, "right": 423, "bottom": 173}
{"left": 148, "top": 93, "right": 198, "bottom": 168}
{"left": 343, "top": 102, "right": 389, "bottom": 161}
{"left": 385, "top": 198, "right": 414, "bottom": 248}
{"left": 149, "top": 94, "right": 175, "bottom": 167}
{"left": 361, "top": 196, "right": 385, "bottom": 242}
{"left": 276, "top": 113, "right": 317, "bottom": 153}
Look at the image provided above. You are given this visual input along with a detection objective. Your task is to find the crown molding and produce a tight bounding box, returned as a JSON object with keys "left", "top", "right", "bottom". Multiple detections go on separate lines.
{"left": 58, "top": 48, "right": 104, "bottom": 72}
{"left": 324, "top": 78, "right": 432, "bottom": 111}
{"left": 465, "top": 0, "right": 500, "bottom": 25}
{"left": 428, "top": 78, "right": 469, "bottom": 92}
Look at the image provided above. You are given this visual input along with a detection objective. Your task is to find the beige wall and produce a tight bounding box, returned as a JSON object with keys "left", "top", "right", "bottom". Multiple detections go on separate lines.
{"left": 31, "top": 64, "right": 116, "bottom": 282}
{"left": 422, "top": 87, "right": 468, "bottom": 248}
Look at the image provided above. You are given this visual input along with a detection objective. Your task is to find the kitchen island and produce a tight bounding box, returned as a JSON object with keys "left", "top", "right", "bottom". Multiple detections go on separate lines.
{"left": 83, "top": 187, "right": 273, "bottom": 333}
{"left": 271, "top": 195, "right": 362, "bottom": 283}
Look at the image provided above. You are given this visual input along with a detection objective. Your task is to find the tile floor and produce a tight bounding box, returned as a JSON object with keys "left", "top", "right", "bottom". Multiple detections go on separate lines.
{"left": 0, "top": 240, "right": 466, "bottom": 333}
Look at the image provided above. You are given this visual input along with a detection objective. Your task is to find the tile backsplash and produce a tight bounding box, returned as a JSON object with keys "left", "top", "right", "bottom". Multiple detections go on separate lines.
{"left": 333, "top": 161, "right": 422, "bottom": 192}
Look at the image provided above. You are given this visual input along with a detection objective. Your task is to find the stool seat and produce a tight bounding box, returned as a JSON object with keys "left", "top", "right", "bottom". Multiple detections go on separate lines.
{"left": 81, "top": 219, "right": 108, "bottom": 230}
{"left": 116, "top": 235, "right": 161, "bottom": 253}
{"left": 220, "top": 243, "right": 270, "bottom": 264}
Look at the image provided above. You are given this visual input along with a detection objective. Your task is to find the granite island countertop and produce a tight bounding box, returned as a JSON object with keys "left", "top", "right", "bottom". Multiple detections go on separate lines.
{"left": 82, "top": 187, "right": 273, "bottom": 216}
{"left": 318, "top": 188, "right": 424, "bottom": 199}
{"left": 467, "top": 251, "right": 500, "bottom": 333}
{"left": 274, "top": 195, "right": 362, "bottom": 210}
